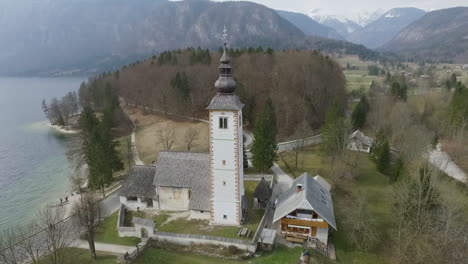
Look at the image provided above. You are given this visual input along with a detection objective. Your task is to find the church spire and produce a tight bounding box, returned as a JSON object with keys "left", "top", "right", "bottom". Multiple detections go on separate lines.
{"left": 215, "top": 26, "right": 237, "bottom": 94}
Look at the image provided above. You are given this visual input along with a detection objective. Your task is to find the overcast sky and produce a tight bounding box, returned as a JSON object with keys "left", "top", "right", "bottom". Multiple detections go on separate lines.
{"left": 215, "top": 0, "right": 468, "bottom": 14}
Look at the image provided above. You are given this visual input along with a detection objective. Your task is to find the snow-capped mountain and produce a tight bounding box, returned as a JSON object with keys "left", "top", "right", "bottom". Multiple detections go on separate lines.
{"left": 347, "top": 7, "right": 426, "bottom": 49}
{"left": 309, "top": 9, "right": 385, "bottom": 37}
{"left": 347, "top": 9, "right": 385, "bottom": 27}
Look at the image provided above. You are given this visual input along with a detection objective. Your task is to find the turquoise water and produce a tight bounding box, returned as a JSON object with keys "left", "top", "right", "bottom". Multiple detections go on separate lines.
{"left": 0, "top": 77, "right": 84, "bottom": 233}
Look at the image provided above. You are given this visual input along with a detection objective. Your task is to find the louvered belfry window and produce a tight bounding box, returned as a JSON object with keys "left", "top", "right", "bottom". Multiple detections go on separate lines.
{"left": 219, "top": 117, "right": 228, "bottom": 129}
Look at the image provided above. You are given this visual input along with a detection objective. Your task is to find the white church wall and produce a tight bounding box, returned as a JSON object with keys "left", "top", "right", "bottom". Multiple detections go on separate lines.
{"left": 212, "top": 140, "right": 236, "bottom": 170}
{"left": 189, "top": 210, "right": 211, "bottom": 220}
{"left": 159, "top": 187, "right": 190, "bottom": 211}
{"left": 120, "top": 196, "right": 150, "bottom": 211}
{"left": 211, "top": 111, "right": 236, "bottom": 140}
{"left": 237, "top": 111, "right": 244, "bottom": 196}
{"left": 212, "top": 170, "right": 237, "bottom": 202}
{"left": 210, "top": 110, "right": 243, "bottom": 225}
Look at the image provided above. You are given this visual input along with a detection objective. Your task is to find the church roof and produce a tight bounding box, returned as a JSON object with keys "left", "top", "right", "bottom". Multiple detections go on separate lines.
{"left": 254, "top": 178, "right": 272, "bottom": 201}
{"left": 153, "top": 151, "right": 211, "bottom": 211}
{"left": 206, "top": 94, "right": 244, "bottom": 111}
{"left": 272, "top": 173, "right": 337, "bottom": 230}
{"left": 119, "top": 165, "right": 156, "bottom": 199}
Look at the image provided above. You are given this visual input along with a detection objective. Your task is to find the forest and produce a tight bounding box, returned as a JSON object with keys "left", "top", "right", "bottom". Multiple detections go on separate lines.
{"left": 79, "top": 48, "right": 347, "bottom": 139}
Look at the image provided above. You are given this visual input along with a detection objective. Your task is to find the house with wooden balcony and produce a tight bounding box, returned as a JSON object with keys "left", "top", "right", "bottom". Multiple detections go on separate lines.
{"left": 273, "top": 173, "right": 337, "bottom": 248}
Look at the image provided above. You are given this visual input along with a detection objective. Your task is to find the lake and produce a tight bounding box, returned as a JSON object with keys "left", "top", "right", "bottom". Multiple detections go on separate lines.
{"left": 0, "top": 77, "right": 85, "bottom": 233}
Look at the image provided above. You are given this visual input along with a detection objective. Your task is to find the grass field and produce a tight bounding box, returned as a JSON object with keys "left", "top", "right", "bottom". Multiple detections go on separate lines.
{"left": 128, "top": 108, "right": 209, "bottom": 165}
{"left": 345, "top": 73, "right": 381, "bottom": 92}
{"left": 39, "top": 248, "right": 117, "bottom": 264}
{"left": 278, "top": 145, "right": 394, "bottom": 264}
{"left": 152, "top": 181, "right": 264, "bottom": 240}
{"left": 94, "top": 211, "right": 141, "bottom": 246}
{"left": 98, "top": 181, "right": 264, "bottom": 242}
{"left": 134, "top": 245, "right": 333, "bottom": 264}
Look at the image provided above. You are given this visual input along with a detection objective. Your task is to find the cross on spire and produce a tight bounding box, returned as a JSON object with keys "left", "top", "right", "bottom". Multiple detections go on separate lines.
{"left": 222, "top": 25, "right": 228, "bottom": 46}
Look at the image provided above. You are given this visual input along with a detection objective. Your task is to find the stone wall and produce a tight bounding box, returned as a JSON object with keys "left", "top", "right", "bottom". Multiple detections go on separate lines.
{"left": 117, "top": 204, "right": 137, "bottom": 237}
{"left": 150, "top": 231, "right": 258, "bottom": 252}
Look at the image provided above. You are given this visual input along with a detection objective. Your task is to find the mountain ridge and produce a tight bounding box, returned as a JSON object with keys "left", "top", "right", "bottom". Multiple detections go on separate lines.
{"left": 382, "top": 7, "right": 468, "bottom": 63}
{"left": 347, "top": 7, "right": 426, "bottom": 49}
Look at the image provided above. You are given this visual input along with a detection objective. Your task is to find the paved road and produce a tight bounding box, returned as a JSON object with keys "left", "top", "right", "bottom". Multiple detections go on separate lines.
{"left": 131, "top": 132, "right": 144, "bottom": 166}
{"left": 72, "top": 240, "right": 135, "bottom": 254}
{"left": 428, "top": 143, "right": 467, "bottom": 183}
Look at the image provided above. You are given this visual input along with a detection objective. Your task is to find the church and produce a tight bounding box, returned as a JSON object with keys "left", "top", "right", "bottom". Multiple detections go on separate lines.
{"left": 118, "top": 40, "right": 247, "bottom": 226}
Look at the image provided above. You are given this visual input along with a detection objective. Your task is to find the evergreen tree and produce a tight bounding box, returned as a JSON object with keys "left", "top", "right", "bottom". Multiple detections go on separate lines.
{"left": 390, "top": 81, "right": 407, "bottom": 101}
{"left": 448, "top": 82, "right": 468, "bottom": 130}
{"left": 351, "top": 95, "right": 370, "bottom": 129}
{"left": 252, "top": 98, "right": 277, "bottom": 173}
{"left": 371, "top": 131, "right": 391, "bottom": 174}
{"left": 171, "top": 72, "right": 191, "bottom": 101}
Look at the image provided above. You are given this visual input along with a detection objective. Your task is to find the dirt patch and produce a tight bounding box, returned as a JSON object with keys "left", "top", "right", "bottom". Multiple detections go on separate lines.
{"left": 127, "top": 108, "right": 209, "bottom": 164}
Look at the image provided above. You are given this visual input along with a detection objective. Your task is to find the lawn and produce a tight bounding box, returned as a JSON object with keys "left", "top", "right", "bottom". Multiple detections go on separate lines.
{"left": 345, "top": 73, "right": 380, "bottom": 92}
{"left": 128, "top": 107, "right": 209, "bottom": 165}
{"left": 95, "top": 211, "right": 141, "bottom": 246}
{"left": 278, "top": 145, "right": 394, "bottom": 264}
{"left": 98, "top": 181, "right": 265, "bottom": 242}
{"left": 39, "top": 248, "right": 117, "bottom": 264}
{"left": 155, "top": 181, "right": 264, "bottom": 240}
{"left": 134, "top": 245, "right": 333, "bottom": 264}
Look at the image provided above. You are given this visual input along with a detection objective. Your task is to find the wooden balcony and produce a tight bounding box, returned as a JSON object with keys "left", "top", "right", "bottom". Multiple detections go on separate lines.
{"left": 281, "top": 218, "right": 328, "bottom": 229}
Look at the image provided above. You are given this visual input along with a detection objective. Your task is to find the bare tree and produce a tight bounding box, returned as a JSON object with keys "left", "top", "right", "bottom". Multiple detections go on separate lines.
{"left": 290, "top": 120, "right": 311, "bottom": 170}
{"left": 184, "top": 127, "right": 200, "bottom": 151}
{"left": 157, "top": 124, "right": 176, "bottom": 151}
{"left": 73, "top": 193, "right": 102, "bottom": 260}
{"left": 16, "top": 223, "right": 43, "bottom": 264}
{"left": 341, "top": 194, "right": 377, "bottom": 252}
{"left": 37, "top": 207, "right": 74, "bottom": 264}
{"left": 0, "top": 229, "right": 20, "bottom": 264}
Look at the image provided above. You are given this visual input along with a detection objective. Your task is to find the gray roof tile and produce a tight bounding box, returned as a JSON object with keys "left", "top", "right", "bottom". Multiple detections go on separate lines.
{"left": 273, "top": 173, "right": 337, "bottom": 230}
{"left": 153, "top": 151, "right": 211, "bottom": 211}
{"left": 119, "top": 166, "right": 156, "bottom": 199}
{"left": 206, "top": 94, "right": 244, "bottom": 110}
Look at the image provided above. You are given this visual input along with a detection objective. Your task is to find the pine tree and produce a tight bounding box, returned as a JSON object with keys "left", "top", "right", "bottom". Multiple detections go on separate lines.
{"left": 351, "top": 95, "right": 370, "bottom": 129}
{"left": 252, "top": 98, "right": 277, "bottom": 173}
{"left": 371, "top": 131, "right": 391, "bottom": 174}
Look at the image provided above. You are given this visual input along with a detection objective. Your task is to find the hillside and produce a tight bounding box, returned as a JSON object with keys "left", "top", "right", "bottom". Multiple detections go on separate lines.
{"left": 347, "top": 8, "right": 426, "bottom": 49}
{"left": 0, "top": 0, "right": 384, "bottom": 76}
{"left": 276, "top": 10, "right": 344, "bottom": 40}
{"left": 0, "top": 0, "right": 303, "bottom": 76}
{"left": 382, "top": 7, "right": 468, "bottom": 63}
{"left": 79, "top": 48, "right": 347, "bottom": 138}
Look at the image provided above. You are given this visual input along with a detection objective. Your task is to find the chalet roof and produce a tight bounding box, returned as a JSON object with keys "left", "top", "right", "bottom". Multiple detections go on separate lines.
{"left": 118, "top": 166, "right": 156, "bottom": 199}
{"left": 254, "top": 178, "right": 272, "bottom": 201}
{"left": 153, "top": 151, "right": 210, "bottom": 211}
{"left": 206, "top": 94, "right": 244, "bottom": 111}
{"left": 272, "top": 173, "right": 337, "bottom": 230}
{"left": 349, "top": 130, "right": 374, "bottom": 146}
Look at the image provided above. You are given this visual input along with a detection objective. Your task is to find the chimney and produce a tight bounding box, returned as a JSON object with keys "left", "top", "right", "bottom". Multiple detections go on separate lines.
{"left": 296, "top": 184, "right": 303, "bottom": 193}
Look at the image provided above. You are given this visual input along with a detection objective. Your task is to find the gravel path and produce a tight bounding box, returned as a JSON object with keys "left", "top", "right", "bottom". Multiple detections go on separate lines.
{"left": 428, "top": 144, "right": 467, "bottom": 183}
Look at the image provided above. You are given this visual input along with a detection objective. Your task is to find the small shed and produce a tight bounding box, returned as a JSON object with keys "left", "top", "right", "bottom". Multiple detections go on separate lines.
{"left": 258, "top": 228, "right": 276, "bottom": 251}
{"left": 254, "top": 178, "right": 272, "bottom": 209}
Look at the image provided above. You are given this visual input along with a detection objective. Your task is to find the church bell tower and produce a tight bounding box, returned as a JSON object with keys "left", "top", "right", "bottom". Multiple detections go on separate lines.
{"left": 207, "top": 27, "right": 245, "bottom": 226}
